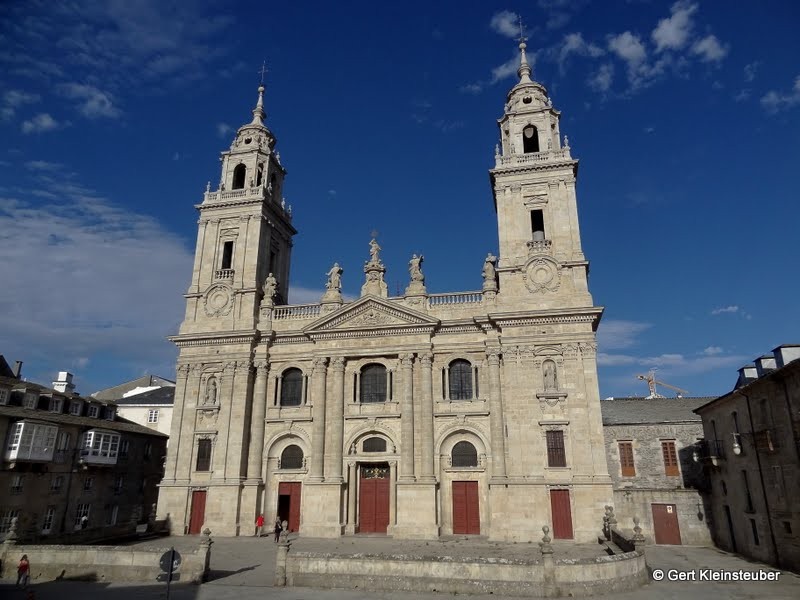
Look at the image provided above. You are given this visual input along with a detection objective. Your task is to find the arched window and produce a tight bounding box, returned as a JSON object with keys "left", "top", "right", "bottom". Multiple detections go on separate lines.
{"left": 232, "top": 164, "right": 246, "bottom": 190}
{"left": 522, "top": 125, "right": 539, "bottom": 153}
{"left": 256, "top": 163, "right": 264, "bottom": 187}
{"left": 452, "top": 441, "right": 478, "bottom": 467}
{"left": 280, "top": 368, "right": 303, "bottom": 407}
{"left": 363, "top": 437, "right": 387, "bottom": 453}
{"left": 448, "top": 360, "right": 473, "bottom": 401}
{"left": 360, "top": 364, "right": 387, "bottom": 403}
{"left": 280, "top": 444, "right": 303, "bottom": 469}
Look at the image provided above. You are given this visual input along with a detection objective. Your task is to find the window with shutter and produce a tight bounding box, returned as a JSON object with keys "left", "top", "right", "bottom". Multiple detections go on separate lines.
{"left": 618, "top": 441, "right": 635, "bottom": 476}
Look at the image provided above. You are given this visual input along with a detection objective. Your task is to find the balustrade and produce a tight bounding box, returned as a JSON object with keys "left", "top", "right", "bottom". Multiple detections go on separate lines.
{"left": 272, "top": 304, "right": 322, "bottom": 320}
{"left": 495, "top": 148, "right": 570, "bottom": 167}
{"left": 428, "top": 292, "right": 483, "bottom": 307}
{"left": 215, "top": 268, "right": 234, "bottom": 280}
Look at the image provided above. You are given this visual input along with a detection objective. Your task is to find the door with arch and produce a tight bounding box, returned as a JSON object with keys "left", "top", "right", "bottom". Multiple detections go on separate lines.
{"left": 358, "top": 464, "right": 390, "bottom": 533}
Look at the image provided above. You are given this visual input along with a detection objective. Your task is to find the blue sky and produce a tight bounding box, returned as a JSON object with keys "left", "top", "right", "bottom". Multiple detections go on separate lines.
{"left": 0, "top": 1, "right": 798, "bottom": 399}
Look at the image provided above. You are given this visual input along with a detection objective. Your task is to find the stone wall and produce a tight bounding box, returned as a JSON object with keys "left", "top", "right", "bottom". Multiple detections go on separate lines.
{"left": 284, "top": 550, "right": 647, "bottom": 597}
{"left": 0, "top": 532, "right": 211, "bottom": 584}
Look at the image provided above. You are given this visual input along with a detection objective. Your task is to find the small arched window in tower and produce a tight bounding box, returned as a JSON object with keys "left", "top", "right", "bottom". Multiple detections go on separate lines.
{"left": 232, "top": 164, "right": 246, "bottom": 190}
{"left": 360, "top": 364, "right": 387, "bottom": 403}
{"left": 280, "top": 368, "right": 303, "bottom": 407}
{"left": 256, "top": 163, "right": 264, "bottom": 187}
{"left": 530, "top": 210, "right": 545, "bottom": 242}
{"left": 362, "top": 437, "right": 387, "bottom": 453}
{"left": 280, "top": 444, "right": 303, "bottom": 469}
{"left": 523, "top": 125, "right": 539, "bottom": 153}
{"left": 452, "top": 441, "right": 478, "bottom": 467}
{"left": 449, "top": 359, "right": 473, "bottom": 401}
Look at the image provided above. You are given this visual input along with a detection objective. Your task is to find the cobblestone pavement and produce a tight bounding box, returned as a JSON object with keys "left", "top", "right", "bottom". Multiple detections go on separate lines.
{"left": 1, "top": 537, "right": 798, "bottom": 599}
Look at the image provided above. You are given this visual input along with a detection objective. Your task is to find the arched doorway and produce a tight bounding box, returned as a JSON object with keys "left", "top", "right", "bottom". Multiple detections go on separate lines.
{"left": 358, "top": 463, "right": 390, "bottom": 533}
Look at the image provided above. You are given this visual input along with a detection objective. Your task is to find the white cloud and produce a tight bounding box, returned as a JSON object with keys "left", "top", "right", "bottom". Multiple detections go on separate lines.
{"left": 538, "top": 0, "right": 587, "bottom": 30}
{"left": 21, "top": 113, "right": 60, "bottom": 134}
{"left": 691, "top": 34, "right": 728, "bottom": 63}
{"left": 711, "top": 305, "right": 739, "bottom": 315}
{"left": 644, "top": 126, "right": 655, "bottom": 134}
{"left": 597, "top": 319, "right": 652, "bottom": 350}
{"left": 459, "top": 83, "right": 484, "bottom": 95}
{"left": 734, "top": 89, "right": 751, "bottom": 102}
{"left": 25, "top": 160, "right": 63, "bottom": 172}
{"left": 288, "top": 286, "right": 325, "bottom": 305}
{"left": 489, "top": 11, "right": 520, "bottom": 39}
{"left": 761, "top": 75, "right": 800, "bottom": 114}
{"left": 1, "top": 89, "right": 41, "bottom": 120}
{"left": 652, "top": 1, "right": 697, "bottom": 53}
{"left": 59, "top": 83, "right": 121, "bottom": 118}
{"left": 216, "top": 122, "right": 232, "bottom": 138}
{"left": 744, "top": 61, "right": 760, "bottom": 83}
{"left": 608, "top": 31, "right": 647, "bottom": 67}
{"left": 588, "top": 63, "right": 614, "bottom": 92}
{"left": 598, "top": 351, "right": 747, "bottom": 377}
{"left": 491, "top": 54, "right": 523, "bottom": 83}
{"left": 702, "top": 346, "right": 723, "bottom": 356}
{"left": 0, "top": 167, "right": 193, "bottom": 377}
{"left": 558, "top": 32, "right": 604, "bottom": 72}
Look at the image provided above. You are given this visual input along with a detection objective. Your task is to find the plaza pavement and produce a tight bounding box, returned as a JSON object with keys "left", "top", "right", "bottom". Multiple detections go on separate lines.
{"left": 1, "top": 535, "right": 798, "bottom": 599}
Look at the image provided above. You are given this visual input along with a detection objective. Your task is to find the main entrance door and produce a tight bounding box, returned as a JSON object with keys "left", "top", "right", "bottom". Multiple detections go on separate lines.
{"left": 358, "top": 464, "right": 390, "bottom": 533}
{"left": 278, "top": 482, "right": 302, "bottom": 532}
{"left": 652, "top": 503, "right": 682, "bottom": 545}
{"left": 452, "top": 481, "right": 480, "bottom": 534}
{"left": 188, "top": 490, "right": 206, "bottom": 535}
{"left": 550, "top": 489, "right": 574, "bottom": 539}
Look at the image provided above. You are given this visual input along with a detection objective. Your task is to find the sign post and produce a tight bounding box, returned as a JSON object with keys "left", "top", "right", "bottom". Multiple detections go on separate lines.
{"left": 159, "top": 547, "right": 182, "bottom": 599}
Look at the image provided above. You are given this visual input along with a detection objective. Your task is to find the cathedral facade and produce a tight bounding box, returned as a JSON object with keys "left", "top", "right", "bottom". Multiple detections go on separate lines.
{"left": 157, "top": 42, "right": 613, "bottom": 542}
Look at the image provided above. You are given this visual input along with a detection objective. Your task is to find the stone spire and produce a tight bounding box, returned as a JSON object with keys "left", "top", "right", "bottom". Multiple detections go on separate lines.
{"left": 250, "top": 85, "right": 266, "bottom": 126}
{"left": 517, "top": 41, "right": 533, "bottom": 84}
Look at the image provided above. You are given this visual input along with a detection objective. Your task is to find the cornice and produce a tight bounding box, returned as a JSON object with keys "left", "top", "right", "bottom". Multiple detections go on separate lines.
{"left": 169, "top": 329, "right": 259, "bottom": 348}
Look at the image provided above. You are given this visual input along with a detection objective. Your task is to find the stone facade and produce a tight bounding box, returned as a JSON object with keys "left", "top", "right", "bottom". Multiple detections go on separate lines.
{"left": 158, "top": 43, "right": 613, "bottom": 542}
{"left": 600, "top": 397, "right": 713, "bottom": 546}
{"left": 694, "top": 345, "right": 800, "bottom": 572}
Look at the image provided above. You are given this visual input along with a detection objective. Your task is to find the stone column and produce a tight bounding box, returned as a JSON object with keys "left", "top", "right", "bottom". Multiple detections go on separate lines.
{"left": 326, "top": 357, "right": 345, "bottom": 482}
{"left": 389, "top": 460, "right": 397, "bottom": 525}
{"left": 346, "top": 462, "right": 357, "bottom": 534}
{"left": 213, "top": 361, "right": 237, "bottom": 476}
{"left": 487, "top": 349, "right": 507, "bottom": 478}
{"left": 399, "top": 353, "right": 415, "bottom": 481}
{"left": 309, "top": 357, "right": 328, "bottom": 482}
{"left": 174, "top": 364, "right": 204, "bottom": 482}
{"left": 164, "top": 363, "right": 190, "bottom": 482}
{"left": 246, "top": 361, "right": 269, "bottom": 480}
{"left": 418, "top": 352, "right": 435, "bottom": 481}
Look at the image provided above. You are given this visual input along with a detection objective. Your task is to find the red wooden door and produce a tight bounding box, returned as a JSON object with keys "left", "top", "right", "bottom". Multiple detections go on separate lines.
{"left": 652, "top": 503, "right": 682, "bottom": 545}
{"left": 359, "top": 465, "right": 390, "bottom": 533}
{"left": 278, "top": 482, "right": 302, "bottom": 532}
{"left": 452, "top": 481, "right": 480, "bottom": 534}
{"left": 188, "top": 490, "right": 206, "bottom": 535}
{"left": 550, "top": 489, "right": 574, "bottom": 539}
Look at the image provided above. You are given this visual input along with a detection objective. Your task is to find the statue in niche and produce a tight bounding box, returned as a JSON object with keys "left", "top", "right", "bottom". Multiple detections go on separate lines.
{"left": 326, "top": 263, "right": 343, "bottom": 291}
{"left": 409, "top": 254, "right": 424, "bottom": 282}
{"left": 368, "top": 238, "right": 381, "bottom": 263}
{"left": 263, "top": 273, "right": 278, "bottom": 300}
{"left": 205, "top": 377, "right": 218, "bottom": 405}
{"left": 482, "top": 253, "right": 497, "bottom": 284}
{"left": 543, "top": 360, "right": 558, "bottom": 391}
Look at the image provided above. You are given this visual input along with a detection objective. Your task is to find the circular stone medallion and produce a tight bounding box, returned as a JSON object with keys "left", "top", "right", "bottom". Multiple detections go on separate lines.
{"left": 524, "top": 257, "right": 562, "bottom": 294}
{"left": 204, "top": 284, "right": 234, "bottom": 317}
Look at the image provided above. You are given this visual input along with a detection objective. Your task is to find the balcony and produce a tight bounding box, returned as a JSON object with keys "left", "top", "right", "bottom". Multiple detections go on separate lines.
{"left": 79, "top": 430, "right": 121, "bottom": 466}
{"left": 4, "top": 421, "right": 58, "bottom": 463}
{"left": 494, "top": 148, "right": 572, "bottom": 169}
{"left": 215, "top": 268, "right": 234, "bottom": 281}
{"left": 693, "top": 439, "right": 725, "bottom": 466}
{"left": 527, "top": 239, "right": 552, "bottom": 254}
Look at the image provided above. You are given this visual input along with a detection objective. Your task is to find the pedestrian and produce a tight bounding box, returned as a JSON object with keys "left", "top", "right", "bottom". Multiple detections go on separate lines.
{"left": 255, "top": 513, "right": 265, "bottom": 537}
{"left": 274, "top": 517, "right": 282, "bottom": 543}
{"left": 80, "top": 515, "right": 88, "bottom": 529}
{"left": 16, "top": 554, "right": 30, "bottom": 588}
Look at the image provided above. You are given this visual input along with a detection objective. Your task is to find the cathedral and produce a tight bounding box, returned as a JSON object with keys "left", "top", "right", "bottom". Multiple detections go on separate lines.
{"left": 157, "top": 40, "right": 613, "bottom": 542}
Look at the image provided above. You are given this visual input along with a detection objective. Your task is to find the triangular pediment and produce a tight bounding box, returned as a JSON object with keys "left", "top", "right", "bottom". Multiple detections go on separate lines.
{"left": 304, "top": 296, "right": 439, "bottom": 334}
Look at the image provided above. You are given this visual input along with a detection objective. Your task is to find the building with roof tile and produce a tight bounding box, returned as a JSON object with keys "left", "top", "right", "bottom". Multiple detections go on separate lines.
{"left": 0, "top": 365, "right": 167, "bottom": 541}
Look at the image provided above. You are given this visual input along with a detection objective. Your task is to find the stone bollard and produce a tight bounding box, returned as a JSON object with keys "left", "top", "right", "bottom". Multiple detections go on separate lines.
{"left": 632, "top": 517, "right": 646, "bottom": 553}
{"left": 540, "top": 526, "right": 555, "bottom": 593}
{"left": 602, "top": 506, "right": 611, "bottom": 540}
{"left": 274, "top": 536, "right": 291, "bottom": 587}
{"left": 197, "top": 527, "right": 214, "bottom": 583}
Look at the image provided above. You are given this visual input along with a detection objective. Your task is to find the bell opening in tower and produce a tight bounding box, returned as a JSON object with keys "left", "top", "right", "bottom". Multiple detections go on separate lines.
{"left": 523, "top": 125, "right": 539, "bottom": 153}
{"left": 531, "top": 210, "right": 545, "bottom": 241}
{"left": 232, "top": 164, "right": 246, "bottom": 189}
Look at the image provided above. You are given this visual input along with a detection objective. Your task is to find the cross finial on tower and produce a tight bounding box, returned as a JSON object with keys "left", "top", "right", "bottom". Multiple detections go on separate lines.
{"left": 258, "top": 60, "right": 268, "bottom": 85}
{"left": 517, "top": 15, "right": 527, "bottom": 44}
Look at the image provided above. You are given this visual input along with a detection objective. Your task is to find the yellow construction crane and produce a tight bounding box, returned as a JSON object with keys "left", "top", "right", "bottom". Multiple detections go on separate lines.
{"left": 636, "top": 370, "right": 689, "bottom": 399}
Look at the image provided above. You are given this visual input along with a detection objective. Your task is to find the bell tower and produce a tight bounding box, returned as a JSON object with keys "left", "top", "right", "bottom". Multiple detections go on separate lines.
{"left": 490, "top": 39, "right": 592, "bottom": 310}
{"left": 179, "top": 84, "right": 296, "bottom": 336}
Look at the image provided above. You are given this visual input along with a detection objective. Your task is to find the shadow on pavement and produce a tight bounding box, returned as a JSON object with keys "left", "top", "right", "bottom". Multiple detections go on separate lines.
{"left": 206, "top": 564, "right": 260, "bottom": 582}
{"left": 0, "top": 580, "right": 202, "bottom": 600}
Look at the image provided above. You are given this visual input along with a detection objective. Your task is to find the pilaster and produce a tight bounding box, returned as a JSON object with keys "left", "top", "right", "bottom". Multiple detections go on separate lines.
{"left": 309, "top": 357, "right": 328, "bottom": 481}
{"left": 399, "top": 353, "right": 415, "bottom": 481}
{"left": 487, "top": 349, "right": 507, "bottom": 479}
{"left": 418, "top": 352, "right": 435, "bottom": 482}
{"left": 246, "top": 361, "right": 269, "bottom": 481}
{"left": 325, "top": 357, "right": 345, "bottom": 483}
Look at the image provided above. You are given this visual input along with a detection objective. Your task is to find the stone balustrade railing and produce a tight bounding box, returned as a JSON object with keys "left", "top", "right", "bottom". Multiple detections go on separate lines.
{"left": 527, "top": 239, "right": 552, "bottom": 253}
{"left": 204, "top": 187, "right": 293, "bottom": 219}
{"left": 495, "top": 148, "right": 571, "bottom": 167}
{"left": 273, "top": 304, "right": 322, "bottom": 320}
{"left": 215, "top": 268, "right": 234, "bottom": 280}
{"left": 428, "top": 292, "right": 483, "bottom": 307}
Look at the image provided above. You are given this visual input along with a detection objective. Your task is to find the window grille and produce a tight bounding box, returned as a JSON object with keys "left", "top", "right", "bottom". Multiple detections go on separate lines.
{"left": 280, "top": 368, "right": 303, "bottom": 406}
{"left": 196, "top": 439, "right": 212, "bottom": 471}
{"left": 449, "top": 360, "right": 473, "bottom": 400}
{"left": 451, "top": 441, "right": 478, "bottom": 467}
{"left": 618, "top": 442, "right": 635, "bottom": 476}
{"left": 360, "top": 364, "right": 387, "bottom": 403}
{"left": 280, "top": 444, "right": 304, "bottom": 469}
{"left": 546, "top": 431, "right": 567, "bottom": 467}
{"left": 363, "top": 437, "right": 387, "bottom": 453}
{"left": 661, "top": 441, "right": 679, "bottom": 476}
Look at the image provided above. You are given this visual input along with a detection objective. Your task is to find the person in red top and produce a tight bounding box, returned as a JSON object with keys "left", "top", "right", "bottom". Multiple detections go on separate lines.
{"left": 16, "top": 554, "right": 30, "bottom": 588}
{"left": 255, "top": 513, "right": 265, "bottom": 537}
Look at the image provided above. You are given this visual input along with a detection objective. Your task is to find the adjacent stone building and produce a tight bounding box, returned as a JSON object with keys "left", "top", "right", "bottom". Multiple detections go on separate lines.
{"left": 94, "top": 375, "right": 176, "bottom": 439}
{"left": 694, "top": 345, "right": 800, "bottom": 572}
{"left": 0, "top": 368, "right": 167, "bottom": 540}
{"left": 158, "top": 41, "right": 614, "bottom": 541}
{"left": 600, "top": 397, "right": 713, "bottom": 546}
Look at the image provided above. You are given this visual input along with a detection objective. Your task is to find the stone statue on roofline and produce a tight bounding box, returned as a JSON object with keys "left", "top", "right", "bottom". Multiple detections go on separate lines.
{"left": 482, "top": 253, "right": 498, "bottom": 292}
{"left": 409, "top": 254, "right": 424, "bottom": 283}
{"left": 326, "top": 263, "right": 343, "bottom": 291}
{"left": 262, "top": 273, "right": 278, "bottom": 306}
{"left": 368, "top": 238, "right": 381, "bottom": 265}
